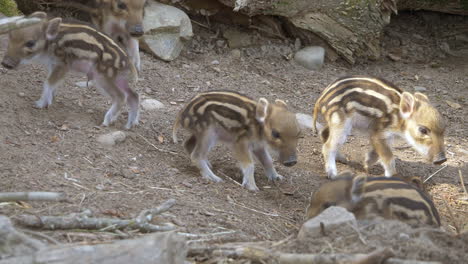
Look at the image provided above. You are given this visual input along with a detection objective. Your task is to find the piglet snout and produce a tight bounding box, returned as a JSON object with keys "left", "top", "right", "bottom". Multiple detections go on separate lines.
{"left": 433, "top": 152, "right": 447, "bottom": 165}
{"left": 130, "top": 24, "right": 144, "bottom": 37}
{"left": 1, "top": 57, "right": 15, "bottom": 69}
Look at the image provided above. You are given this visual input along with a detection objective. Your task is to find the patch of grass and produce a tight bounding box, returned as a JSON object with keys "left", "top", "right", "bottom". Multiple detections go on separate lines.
{"left": 0, "top": 0, "right": 20, "bottom": 16}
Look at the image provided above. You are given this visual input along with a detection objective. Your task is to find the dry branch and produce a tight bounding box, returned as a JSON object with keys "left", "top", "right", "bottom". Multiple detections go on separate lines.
{"left": 136, "top": 198, "right": 176, "bottom": 224}
{"left": 14, "top": 199, "right": 177, "bottom": 233}
{"left": 188, "top": 245, "right": 442, "bottom": 264}
{"left": 0, "top": 192, "right": 68, "bottom": 202}
{"left": 0, "top": 231, "right": 187, "bottom": 264}
{"left": 0, "top": 16, "right": 42, "bottom": 35}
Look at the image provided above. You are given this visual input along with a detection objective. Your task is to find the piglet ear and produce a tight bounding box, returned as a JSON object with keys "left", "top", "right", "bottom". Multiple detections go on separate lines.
{"left": 400, "top": 92, "right": 415, "bottom": 119}
{"left": 414, "top": 92, "right": 430, "bottom": 103}
{"left": 46, "top": 18, "right": 62, "bottom": 40}
{"left": 29, "top": 12, "right": 47, "bottom": 20}
{"left": 274, "top": 99, "right": 288, "bottom": 109}
{"left": 350, "top": 175, "right": 366, "bottom": 203}
{"left": 256, "top": 98, "right": 269, "bottom": 123}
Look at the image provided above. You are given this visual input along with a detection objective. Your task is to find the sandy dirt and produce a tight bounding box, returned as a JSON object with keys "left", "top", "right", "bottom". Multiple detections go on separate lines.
{"left": 0, "top": 11, "right": 467, "bottom": 263}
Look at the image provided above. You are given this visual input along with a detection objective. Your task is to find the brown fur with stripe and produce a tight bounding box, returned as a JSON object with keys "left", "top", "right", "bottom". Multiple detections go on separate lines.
{"left": 1, "top": 12, "right": 139, "bottom": 129}
{"left": 173, "top": 91, "right": 300, "bottom": 191}
{"left": 305, "top": 172, "right": 441, "bottom": 227}
{"left": 55, "top": 0, "right": 147, "bottom": 71}
{"left": 312, "top": 76, "right": 446, "bottom": 179}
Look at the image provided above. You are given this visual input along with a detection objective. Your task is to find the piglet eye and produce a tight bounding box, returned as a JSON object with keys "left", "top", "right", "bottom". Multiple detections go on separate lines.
{"left": 25, "top": 40, "right": 36, "bottom": 48}
{"left": 418, "top": 126, "right": 429, "bottom": 135}
{"left": 117, "top": 2, "right": 127, "bottom": 9}
{"left": 272, "top": 130, "right": 280, "bottom": 139}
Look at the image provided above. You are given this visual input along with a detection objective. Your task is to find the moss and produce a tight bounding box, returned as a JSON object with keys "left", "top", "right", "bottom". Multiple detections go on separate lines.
{"left": 0, "top": 0, "right": 20, "bottom": 16}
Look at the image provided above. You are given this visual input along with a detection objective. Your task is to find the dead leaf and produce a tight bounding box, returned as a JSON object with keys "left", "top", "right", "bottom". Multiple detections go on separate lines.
{"left": 158, "top": 135, "right": 164, "bottom": 143}
{"left": 58, "top": 124, "right": 69, "bottom": 131}
{"left": 51, "top": 135, "right": 60, "bottom": 143}
{"left": 15, "top": 201, "right": 32, "bottom": 209}
{"left": 387, "top": 53, "right": 401, "bottom": 61}
{"left": 446, "top": 100, "right": 462, "bottom": 109}
{"left": 102, "top": 209, "right": 125, "bottom": 218}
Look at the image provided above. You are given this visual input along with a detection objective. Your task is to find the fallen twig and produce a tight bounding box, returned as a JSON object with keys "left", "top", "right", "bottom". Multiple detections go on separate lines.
{"left": 136, "top": 133, "right": 179, "bottom": 156}
{"left": 0, "top": 192, "right": 68, "bottom": 203}
{"left": 14, "top": 200, "right": 177, "bottom": 233}
{"left": 188, "top": 245, "right": 439, "bottom": 264}
{"left": 136, "top": 199, "right": 176, "bottom": 224}
{"left": 459, "top": 169, "right": 467, "bottom": 195}
{"left": 423, "top": 165, "right": 448, "bottom": 183}
{"left": 0, "top": 16, "right": 42, "bottom": 35}
{"left": 19, "top": 229, "right": 61, "bottom": 245}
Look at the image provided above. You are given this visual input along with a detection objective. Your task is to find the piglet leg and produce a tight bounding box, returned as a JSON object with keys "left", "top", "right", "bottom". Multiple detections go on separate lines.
{"left": 35, "top": 64, "right": 67, "bottom": 108}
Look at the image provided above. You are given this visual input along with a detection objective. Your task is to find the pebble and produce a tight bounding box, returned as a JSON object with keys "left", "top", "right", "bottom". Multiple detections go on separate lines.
{"left": 97, "top": 131, "right": 126, "bottom": 146}
{"left": 211, "top": 60, "right": 220, "bottom": 65}
{"left": 18, "top": 92, "right": 25, "bottom": 97}
{"left": 230, "top": 49, "right": 241, "bottom": 59}
{"left": 141, "top": 99, "right": 165, "bottom": 111}
{"left": 294, "top": 46, "right": 325, "bottom": 70}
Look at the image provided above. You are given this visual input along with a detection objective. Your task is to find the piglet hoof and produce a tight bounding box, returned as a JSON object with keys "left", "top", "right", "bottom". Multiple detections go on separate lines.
{"left": 268, "top": 172, "right": 284, "bottom": 181}
{"left": 327, "top": 171, "right": 337, "bottom": 179}
{"left": 34, "top": 100, "right": 49, "bottom": 109}
{"left": 202, "top": 172, "right": 223, "bottom": 183}
{"left": 242, "top": 182, "right": 259, "bottom": 191}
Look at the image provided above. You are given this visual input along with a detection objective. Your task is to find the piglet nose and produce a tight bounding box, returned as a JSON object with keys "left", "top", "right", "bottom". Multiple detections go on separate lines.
{"left": 130, "top": 25, "right": 144, "bottom": 37}
{"left": 433, "top": 152, "right": 447, "bottom": 165}
{"left": 1, "top": 61, "right": 13, "bottom": 69}
{"left": 283, "top": 160, "right": 297, "bottom": 167}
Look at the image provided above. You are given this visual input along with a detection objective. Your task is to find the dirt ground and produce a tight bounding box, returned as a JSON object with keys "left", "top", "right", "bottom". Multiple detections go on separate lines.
{"left": 0, "top": 11, "right": 467, "bottom": 263}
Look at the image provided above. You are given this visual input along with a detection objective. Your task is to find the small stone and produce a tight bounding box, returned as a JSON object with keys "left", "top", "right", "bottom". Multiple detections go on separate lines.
{"left": 141, "top": 99, "right": 165, "bottom": 111}
{"left": 298, "top": 206, "right": 357, "bottom": 240}
{"left": 86, "top": 109, "right": 94, "bottom": 114}
{"left": 206, "top": 81, "right": 211, "bottom": 86}
{"left": 446, "top": 100, "right": 462, "bottom": 109}
{"left": 414, "top": 86, "right": 427, "bottom": 92}
{"left": 75, "top": 81, "right": 91, "bottom": 88}
{"left": 212, "top": 67, "right": 221, "bottom": 73}
{"left": 18, "top": 92, "right": 25, "bottom": 97}
{"left": 97, "top": 131, "right": 127, "bottom": 146}
{"left": 294, "top": 46, "right": 325, "bottom": 70}
{"left": 211, "top": 60, "right": 220, "bottom": 65}
{"left": 398, "top": 233, "right": 410, "bottom": 241}
{"left": 260, "top": 80, "right": 271, "bottom": 85}
{"left": 144, "top": 87, "right": 152, "bottom": 94}
{"left": 387, "top": 53, "right": 401, "bottom": 62}
{"left": 230, "top": 49, "right": 241, "bottom": 59}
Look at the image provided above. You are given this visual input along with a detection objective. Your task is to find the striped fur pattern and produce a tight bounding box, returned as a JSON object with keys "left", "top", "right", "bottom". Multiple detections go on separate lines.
{"left": 312, "top": 76, "right": 446, "bottom": 178}
{"left": 173, "top": 91, "right": 300, "bottom": 191}
{"left": 58, "top": 0, "right": 147, "bottom": 71}
{"left": 1, "top": 12, "right": 139, "bottom": 129}
{"left": 305, "top": 173, "right": 441, "bottom": 227}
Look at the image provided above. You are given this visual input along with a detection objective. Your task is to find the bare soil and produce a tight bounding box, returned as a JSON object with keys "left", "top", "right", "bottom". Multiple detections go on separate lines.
{"left": 0, "top": 11, "right": 467, "bottom": 263}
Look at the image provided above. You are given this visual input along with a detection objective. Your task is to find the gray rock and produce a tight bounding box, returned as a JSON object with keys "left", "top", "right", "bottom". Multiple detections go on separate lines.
{"left": 140, "top": 2, "right": 193, "bottom": 61}
{"left": 414, "top": 86, "right": 427, "bottom": 92}
{"left": 97, "top": 131, "right": 127, "bottom": 146}
{"left": 298, "top": 206, "right": 357, "bottom": 240}
{"left": 230, "top": 49, "right": 241, "bottom": 59}
{"left": 223, "top": 29, "right": 254, "bottom": 48}
{"left": 294, "top": 46, "right": 325, "bottom": 70}
{"left": 141, "top": 99, "right": 165, "bottom": 111}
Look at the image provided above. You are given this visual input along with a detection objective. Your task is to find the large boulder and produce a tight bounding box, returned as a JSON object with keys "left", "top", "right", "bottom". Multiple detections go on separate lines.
{"left": 140, "top": 1, "right": 193, "bottom": 61}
